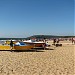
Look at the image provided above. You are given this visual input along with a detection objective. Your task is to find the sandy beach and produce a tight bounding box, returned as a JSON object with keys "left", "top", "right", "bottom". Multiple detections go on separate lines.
{"left": 0, "top": 40, "right": 74, "bottom": 75}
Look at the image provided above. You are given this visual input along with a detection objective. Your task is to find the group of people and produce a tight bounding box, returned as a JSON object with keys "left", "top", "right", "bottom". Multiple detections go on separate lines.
{"left": 53, "top": 38, "right": 75, "bottom": 45}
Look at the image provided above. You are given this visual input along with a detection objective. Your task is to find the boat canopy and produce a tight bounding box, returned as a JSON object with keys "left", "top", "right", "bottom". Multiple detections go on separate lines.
{"left": 15, "top": 42, "right": 27, "bottom": 46}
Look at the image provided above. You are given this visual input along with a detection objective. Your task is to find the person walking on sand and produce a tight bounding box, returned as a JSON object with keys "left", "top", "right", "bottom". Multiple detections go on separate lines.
{"left": 10, "top": 40, "right": 13, "bottom": 50}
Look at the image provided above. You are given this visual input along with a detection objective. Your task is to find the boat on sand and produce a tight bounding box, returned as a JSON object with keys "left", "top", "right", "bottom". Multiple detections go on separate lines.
{"left": 14, "top": 42, "right": 34, "bottom": 50}
{"left": 23, "top": 40, "right": 46, "bottom": 48}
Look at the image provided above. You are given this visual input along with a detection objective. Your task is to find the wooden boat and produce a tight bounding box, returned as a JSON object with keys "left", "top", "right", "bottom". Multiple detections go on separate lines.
{"left": 14, "top": 42, "right": 34, "bottom": 50}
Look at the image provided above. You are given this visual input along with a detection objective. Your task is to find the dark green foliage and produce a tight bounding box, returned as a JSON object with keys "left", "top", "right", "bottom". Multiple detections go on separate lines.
{"left": 0, "top": 35, "right": 75, "bottom": 40}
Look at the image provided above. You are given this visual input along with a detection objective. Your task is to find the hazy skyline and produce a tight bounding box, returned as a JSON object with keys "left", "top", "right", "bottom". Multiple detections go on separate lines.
{"left": 0, "top": 0, "right": 74, "bottom": 38}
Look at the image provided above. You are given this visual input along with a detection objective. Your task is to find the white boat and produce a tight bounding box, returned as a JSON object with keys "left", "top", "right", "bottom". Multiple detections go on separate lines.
{"left": 23, "top": 40, "right": 46, "bottom": 47}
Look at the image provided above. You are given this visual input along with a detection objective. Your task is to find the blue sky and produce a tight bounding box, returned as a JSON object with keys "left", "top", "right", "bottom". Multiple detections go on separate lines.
{"left": 0, "top": 0, "right": 74, "bottom": 38}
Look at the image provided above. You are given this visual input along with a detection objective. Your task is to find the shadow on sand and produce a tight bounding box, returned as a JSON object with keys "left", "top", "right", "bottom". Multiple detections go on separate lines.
{"left": 0, "top": 49, "right": 44, "bottom": 52}
{"left": 13, "top": 50, "right": 45, "bottom": 52}
{"left": 0, "top": 47, "right": 55, "bottom": 52}
{"left": 45, "top": 48, "right": 54, "bottom": 50}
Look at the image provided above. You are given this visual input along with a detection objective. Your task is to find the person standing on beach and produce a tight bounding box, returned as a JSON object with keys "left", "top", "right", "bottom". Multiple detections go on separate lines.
{"left": 53, "top": 38, "right": 56, "bottom": 45}
{"left": 73, "top": 38, "right": 75, "bottom": 44}
{"left": 72, "top": 38, "right": 74, "bottom": 44}
{"left": 57, "top": 38, "right": 59, "bottom": 43}
{"left": 10, "top": 40, "right": 13, "bottom": 50}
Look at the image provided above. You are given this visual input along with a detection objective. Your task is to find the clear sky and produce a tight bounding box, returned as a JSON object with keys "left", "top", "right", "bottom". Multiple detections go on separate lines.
{"left": 0, "top": 0, "right": 74, "bottom": 38}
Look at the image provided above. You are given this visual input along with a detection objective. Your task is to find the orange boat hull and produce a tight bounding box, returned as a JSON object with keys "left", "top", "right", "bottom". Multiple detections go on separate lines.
{"left": 14, "top": 45, "right": 34, "bottom": 50}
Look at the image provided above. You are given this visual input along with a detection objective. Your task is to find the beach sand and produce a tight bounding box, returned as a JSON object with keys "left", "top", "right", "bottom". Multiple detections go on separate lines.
{"left": 0, "top": 40, "right": 74, "bottom": 75}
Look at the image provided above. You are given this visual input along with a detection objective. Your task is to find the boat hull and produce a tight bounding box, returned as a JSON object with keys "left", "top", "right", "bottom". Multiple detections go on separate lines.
{"left": 14, "top": 45, "right": 34, "bottom": 50}
{"left": 0, "top": 45, "right": 10, "bottom": 50}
